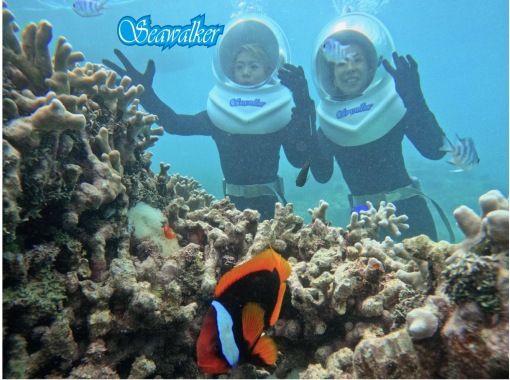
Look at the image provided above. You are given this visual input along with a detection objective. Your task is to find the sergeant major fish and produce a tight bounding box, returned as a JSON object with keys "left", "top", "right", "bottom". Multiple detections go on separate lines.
{"left": 72, "top": 0, "right": 107, "bottom": 17}
{"left": 322, "top": 38, "right": 354, "bottom": 64}
{"left": 441, "top": 134, "right": 480, "bottom": 172}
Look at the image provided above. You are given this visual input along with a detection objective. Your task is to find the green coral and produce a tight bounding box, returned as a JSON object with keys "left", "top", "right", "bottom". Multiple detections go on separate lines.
{"left": 392, "top": 286, "right": 426, "bottom": 325}
{"left": 3, "top": 268, "right": 67, "bottom": 319}
{"left": 442, "top": 251, "right": 500, "bottom": 314}
{"left": 5, "top": 334, "right": 30, "bottom": 379}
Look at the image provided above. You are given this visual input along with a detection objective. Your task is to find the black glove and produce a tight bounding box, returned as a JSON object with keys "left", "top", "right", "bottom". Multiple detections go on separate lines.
{"left": 103, "top": 49, "right": 156, "bottom": 91}
{"left": 278, "top": 63, "right": 312, "bottom": 109}
{"left": 383, "top": 52, "right": 425, "bottom": 109}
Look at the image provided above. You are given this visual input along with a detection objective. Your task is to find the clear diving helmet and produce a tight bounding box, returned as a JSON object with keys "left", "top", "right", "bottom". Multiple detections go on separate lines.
{"left": 207, "top": 14, "right": 294, "bottom": 134}
{"left": 312, "top": 12, "right": 406, "bottom": 146}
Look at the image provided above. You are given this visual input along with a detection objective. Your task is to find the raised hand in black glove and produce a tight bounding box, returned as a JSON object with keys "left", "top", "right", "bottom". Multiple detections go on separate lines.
{"left": 382, "top": 52, "right": 425, "bottom": 110}
{"left": 103, "top": 49, "right": 156, "bottom": 92}
{"left": 278, "top": 63, "right": 312, "bottom": 108}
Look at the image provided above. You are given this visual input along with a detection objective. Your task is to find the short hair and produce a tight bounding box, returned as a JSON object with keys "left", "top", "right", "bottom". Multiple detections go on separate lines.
{"left": 233, "top": 43, "right": 271, "bottom": 73}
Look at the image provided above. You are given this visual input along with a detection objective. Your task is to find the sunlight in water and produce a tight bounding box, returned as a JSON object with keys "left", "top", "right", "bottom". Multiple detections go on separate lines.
{"left": 230, "top": 0, "right": 267, "bottom": 18}
{"left": 34, "top": 0, "right": 138, "bottom": 10}
{"left": 333, "top": 0, "right": 390, "bottom": 15}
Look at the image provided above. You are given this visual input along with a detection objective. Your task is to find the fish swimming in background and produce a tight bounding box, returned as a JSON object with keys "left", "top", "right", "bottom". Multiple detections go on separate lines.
{"left": 72, "top": 0, "right": 107, "bottom": 17}
{"left": 162, "top": 224, "right": 176, "bottom": 240}
{"left": 440, "top": 134, "right": 480, "bottom": 172}
{"left": 352, "top": 204, "right": 369, "bottom": 213}
{"left": 196, "top": 248, "right": 291, "bottom": 374}
{"left": 322, "top": 38, "right": 353, "bottom": 64}
{"left": 296, "top": 160, "right": 310, "bottom": 187}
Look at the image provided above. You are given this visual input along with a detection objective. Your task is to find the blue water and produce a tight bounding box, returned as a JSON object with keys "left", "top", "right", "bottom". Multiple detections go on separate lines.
{"left": 8, "top": 0, "right": 509, "bottom": 241}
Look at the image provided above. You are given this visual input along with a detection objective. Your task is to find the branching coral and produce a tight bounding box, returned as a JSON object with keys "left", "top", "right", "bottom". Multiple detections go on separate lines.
{"left": 308, "top": 199, "right": 329, "bottom": 224}
{"left": 251, "top": 202, "right": 305, "bottom": 254}
{"left": 346, "top": 201, "right": 409, "bottom": 243}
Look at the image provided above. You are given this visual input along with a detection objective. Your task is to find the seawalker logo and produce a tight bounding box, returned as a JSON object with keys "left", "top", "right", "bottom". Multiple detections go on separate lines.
{"left": 117, "top": 14, "right": 224, "bottom": 50}
{"left": 336, "top": 102, "right": 373, "bottom": 119}
{"left": 230, "top": 98, "right": 266, "bottom": 107}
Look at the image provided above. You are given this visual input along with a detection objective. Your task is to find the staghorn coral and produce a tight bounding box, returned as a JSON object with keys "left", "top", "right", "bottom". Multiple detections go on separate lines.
{"left": 251, "top": 202, "right": 305, "bottom": 254}
{"left": 346, "top": 201, "right": 409, "bottom": 243}
{"left": 251, "top": 201, "right": 344, "bottom": 261}
{"left": 308, "top": 199, "right": 330, "bottom": 224}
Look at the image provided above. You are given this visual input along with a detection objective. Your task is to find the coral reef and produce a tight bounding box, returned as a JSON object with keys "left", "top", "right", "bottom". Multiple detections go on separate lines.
{"left": 2, "top": 4, "right": 508, "bottom": 379}
{"left": 2, "top": 5, "right": 212, "bottom": 378}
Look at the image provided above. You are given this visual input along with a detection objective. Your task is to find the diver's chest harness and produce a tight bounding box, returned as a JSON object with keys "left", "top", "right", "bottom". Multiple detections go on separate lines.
{"left": 317, "top": 77, "right": 406, "bottom": 147}
{"left": 207, "top": 83, "right": 293, "bottom": 203}
{"left": 207, "top": 83, "right": 294, "bottom": 135}
{"left": 317, "top": 83, "right": 454, "bottom": 241}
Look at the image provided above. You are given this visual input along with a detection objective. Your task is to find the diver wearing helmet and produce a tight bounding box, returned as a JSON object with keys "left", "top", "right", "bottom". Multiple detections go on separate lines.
{"left": 232, "top": 43, "right": 269, "bottom": 85}
{"left": 104, "top": 15, "right": 314, "bottom": 220}
{"left": 309, "top": 13, "right": 447, "bottom": 240}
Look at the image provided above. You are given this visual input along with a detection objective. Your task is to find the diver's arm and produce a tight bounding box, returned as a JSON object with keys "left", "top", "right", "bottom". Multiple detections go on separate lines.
{"left": 103, "top": 49, "right": 213, "bottom": 136}
{"left": 310, "top": 129, "right": 334, "bottom": 183}
{"left": 278, "top": 64, "right": 317, "bottom": 167}
{"left": 282, "top": 101, "right": 316, "bottom": 167}
{"left": 140, "top": 87, "right": 213, "bottom": 136}
{"left": 403, "top": 103, "right": 446, "bottom": 160}
{"left": 383, "top": 52, "right": 446, "bottom": 159}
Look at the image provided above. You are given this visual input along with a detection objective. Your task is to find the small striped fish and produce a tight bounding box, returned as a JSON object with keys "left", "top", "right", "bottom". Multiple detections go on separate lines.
{"left": 72, "top": 0, "right": 107, "bottom": 17}
{"left": 441, "top": 134, "right": 480, "bottom": 172}
{"left": 322, "top": 38, "right": 353, "bottom": 64}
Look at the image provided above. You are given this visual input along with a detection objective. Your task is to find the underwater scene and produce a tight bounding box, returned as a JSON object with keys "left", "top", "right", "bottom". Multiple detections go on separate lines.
{"left": 2, "top": 0, "right": 508, "bottom": 378}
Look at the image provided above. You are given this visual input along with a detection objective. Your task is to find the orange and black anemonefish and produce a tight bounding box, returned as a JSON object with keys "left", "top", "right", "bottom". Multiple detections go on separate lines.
{"left": 196, "top": 247, "right": 292, "bottom": 374}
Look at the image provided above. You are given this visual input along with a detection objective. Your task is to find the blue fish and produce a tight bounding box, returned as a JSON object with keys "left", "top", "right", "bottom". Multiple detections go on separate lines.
{"left": 352, "top": 204, "right": 369, "bottom": 213}
{"left": 322, "top": 38, "right": 354, "bottom": 64}
{"left": 72, "top": 0, "right": 107, "bottom": 17}
{"left": 441, "top": 134, "right": 480, "bottom": 172}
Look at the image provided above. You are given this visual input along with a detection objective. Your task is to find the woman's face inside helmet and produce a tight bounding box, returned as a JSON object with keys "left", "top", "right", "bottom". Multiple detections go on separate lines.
{"left": 332, "top": 42, "right": 375, "bottom": 99}
{"left": 232, "top": 44, "right": 270, "bottom": 86}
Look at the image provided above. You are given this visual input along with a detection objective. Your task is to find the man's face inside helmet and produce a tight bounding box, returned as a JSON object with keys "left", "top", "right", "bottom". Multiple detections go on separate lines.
{"left": 332, "top": 43, "right": 376, "bottom": 99}
{"left": 233, "top": 44, "right": 270, "bottom": 86}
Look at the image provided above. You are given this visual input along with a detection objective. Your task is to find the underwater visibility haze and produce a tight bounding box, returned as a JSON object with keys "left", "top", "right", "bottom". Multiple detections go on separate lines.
{"left": 2, "top": 0, "right": 509, "bottom": 378}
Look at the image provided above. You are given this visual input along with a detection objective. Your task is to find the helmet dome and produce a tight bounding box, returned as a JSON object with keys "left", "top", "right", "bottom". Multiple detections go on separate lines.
{"left": 312, "top": 12, "right": 395, "bottom": 101}
{"left": 213, "top": 14, "right": 290, "bottom": 89}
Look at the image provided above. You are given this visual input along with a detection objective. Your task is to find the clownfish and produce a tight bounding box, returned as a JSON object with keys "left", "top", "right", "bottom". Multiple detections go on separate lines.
{"left": 196, "top": 248, "right": 292, "bottom": 374}
{"left": 163, "top": 224, "right": 176, "bottom": 239}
